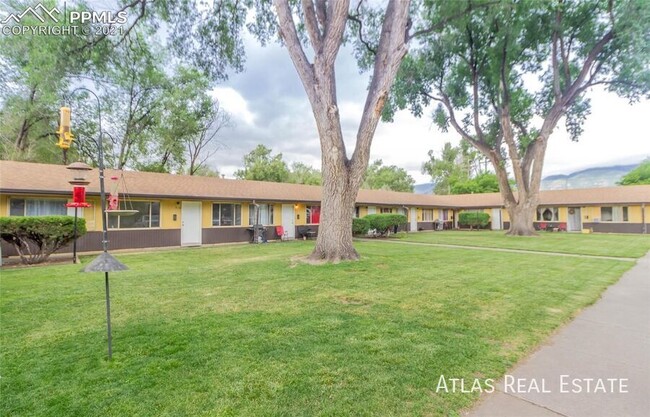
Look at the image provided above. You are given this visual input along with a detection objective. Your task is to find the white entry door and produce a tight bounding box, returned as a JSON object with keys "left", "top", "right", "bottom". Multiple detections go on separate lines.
{"left": 491, "top": 208, "right": 502, "bottom": 230}
{"left": 567, "top": 207, "right": 582, "bottom": 231}
{"left": 410, "top": 207, "right": 418, "bottom": 232}
{"left": 282, "top": 204, "right": 296, "bottom": 239}
{"left": 181, "top": 201, "right": 202, "bottom": 246}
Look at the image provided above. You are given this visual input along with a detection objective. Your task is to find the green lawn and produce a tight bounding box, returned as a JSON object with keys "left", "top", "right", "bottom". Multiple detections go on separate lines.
{"left": 397, "top": 230, "right": 650, "bottom": 258}
{"left": 0, "top": 240, "right": 640, "bottom": 416}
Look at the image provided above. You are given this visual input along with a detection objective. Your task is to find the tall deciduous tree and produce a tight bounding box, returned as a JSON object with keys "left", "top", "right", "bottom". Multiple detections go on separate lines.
{"left": 185, "top": 105, "right": 230, "bottom": 176}
{"left": 422, "top": 140, "right": 491, "bottom": 194}
{"left": 100, "top": 33, "right": 166, "bottom": 170}
{"left": 389, "top": 0, "right": 650, "bottom": 235}
{"left": 364, "top": 159, "right": 415, "bottom": 192}
{"left": 288, "top": 162, "right": 322, "bottom": 185}
{"left": 422, "top": 142, "right": 467, "bottom": 195}
{"left": 258, "top": 0, "right": 411, "bottom": 261}
{"left": 0, "top": 0, "right": 103, "bottom": 163}
{"left": 1, "top": 0, "right": 248, "bottom": 166}
{"left": 235, "top": 144, "right": 290, "bottom": 182}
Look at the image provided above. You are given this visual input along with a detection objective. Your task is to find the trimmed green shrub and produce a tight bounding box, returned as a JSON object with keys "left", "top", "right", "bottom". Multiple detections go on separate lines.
{"left": 458, "top": 212, "right": 490, "bottom": 229}
{"left": 365, "top": 214, "right": 407, "bottom": 236}
{"left": 0, "top": 216, "right": 87, "bottom": 264}
{"left": 352, "top": 217, "right": 371, "bottom": 235}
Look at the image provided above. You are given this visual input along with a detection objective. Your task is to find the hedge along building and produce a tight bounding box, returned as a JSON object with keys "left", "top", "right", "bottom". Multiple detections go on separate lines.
{"left": 1, "top": 161, "right": 649, "bottom": 255}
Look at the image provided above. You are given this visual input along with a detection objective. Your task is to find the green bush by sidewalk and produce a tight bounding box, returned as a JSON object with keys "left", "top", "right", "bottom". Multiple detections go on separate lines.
{"left": 458, "top": 212, "right": 490, "bottom": 229}
{"left": 364, "top": 213, "right": 407, "bottom": 236}
{"left": 352, "top": 217, "right": 371, "bottom": 235}
{"left": 0, "top": 216, "right": 86, "bottom": 264}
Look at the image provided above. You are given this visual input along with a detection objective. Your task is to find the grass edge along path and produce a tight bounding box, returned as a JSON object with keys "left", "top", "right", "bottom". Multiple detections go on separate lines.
{"left": 356, "top": 238, "right": 638, "bottom": 262}
{"left": 394, "top": 230, "right": 650, "bottom": 259}
{"left": 0, "top": 240, "right": 640, "bottom": 416}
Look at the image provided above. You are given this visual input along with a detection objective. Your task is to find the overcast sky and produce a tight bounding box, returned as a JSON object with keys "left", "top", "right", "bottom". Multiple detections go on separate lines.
{"left": 208, "top": 36, "right": 650, "bottom": 184}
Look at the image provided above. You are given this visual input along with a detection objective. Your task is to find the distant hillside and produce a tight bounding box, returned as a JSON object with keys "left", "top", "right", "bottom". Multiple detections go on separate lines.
{"left": 541, "top": 164, "right": 639, "bottom": 190}
{"left": 414, "top": 163, "right": 639, "bottom": 193}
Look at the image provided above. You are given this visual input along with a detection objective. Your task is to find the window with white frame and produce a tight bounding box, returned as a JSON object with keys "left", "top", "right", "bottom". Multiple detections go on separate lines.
{"left": 249, "top": 204, "right": 274, "bottom": 225}
{"left": 9, "top": 198, "right": 67, "bottom": 216}
{"left": 600, "top": 207, "right": 613, "bottom": 221}
{"left": 108, "top": 201, "right": 160, "bottom": 229}
{"left": 422, "top": 209, "right": 434, "bottom": 221}
{"left": 601, "top": 206, "right": 629, "bottom": 222}
{"left": 536, "top": 207, "right": 559, "bottom": 221}
{"left": 306, "top": 205, "right": 320, "bottom": 224}
{"left": 213, "top": 203, "right": 241, "bottom": 226}
{"left": 380, "top": 207, "right": 393, "bottom": 214}
{"left": 354, "top": 206, "right": 360, "bottom": 218}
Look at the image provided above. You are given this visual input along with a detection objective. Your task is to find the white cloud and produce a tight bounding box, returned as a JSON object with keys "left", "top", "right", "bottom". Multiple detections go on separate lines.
{"left": 210, "top": 87, "right": 256, "bottom": 126}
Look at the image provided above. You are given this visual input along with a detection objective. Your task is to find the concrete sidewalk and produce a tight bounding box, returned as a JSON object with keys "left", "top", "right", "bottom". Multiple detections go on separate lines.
{"left": 465, "top": 252, "right": 650, "bottom": 417}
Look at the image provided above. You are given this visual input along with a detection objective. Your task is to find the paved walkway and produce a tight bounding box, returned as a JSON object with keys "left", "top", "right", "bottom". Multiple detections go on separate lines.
{"left": 356, "top": 238, "right": 637, "bottom": 262}
{"left": 464, "top": 251, "right": 650, "bottom": 417}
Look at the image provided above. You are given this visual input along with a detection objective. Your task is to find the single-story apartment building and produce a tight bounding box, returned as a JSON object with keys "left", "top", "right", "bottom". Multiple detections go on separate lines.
{"left": 1, "top": 161, "right": 648, "bottom": 255}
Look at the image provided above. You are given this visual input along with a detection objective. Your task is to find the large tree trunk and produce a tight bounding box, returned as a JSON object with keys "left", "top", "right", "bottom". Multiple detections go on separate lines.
{"left": 310, "top": 168, "right": 359, "bottom": 261}
{"left": 505, "top": 196, "right": 538, "bottom": 236}
{"left": 274, "top": 0, "right": 410, "bottom": 262}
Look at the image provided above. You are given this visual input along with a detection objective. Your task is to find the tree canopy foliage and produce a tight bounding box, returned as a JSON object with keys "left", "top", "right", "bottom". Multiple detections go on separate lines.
{"left": 0, "top": 0, "right": 237, "bottom": 173}
{"left": 234, "top": 145, "right": 323, "bottom": 185}
{"left": 363, "top": 159, "right": 415, "bottom": 192}
{"left": 235, "top": 144, "right": 291, "bottom": 183}
{"left": 388, "top": 0, "right": 650, "bottom": 235}
{"left": 619, "top": 159, "right": 650, "bottom": 185}
{"left": 422, "top": 140, "right": 494, "bottom": 195}
{"left": 450, "top": 173, "right": 500, "bottom": 195}
{"left": 0, "top": 0, "right": 107, "bottom": 163}
{"left": 289, "top": 162, "right": 322, "bottom": 185}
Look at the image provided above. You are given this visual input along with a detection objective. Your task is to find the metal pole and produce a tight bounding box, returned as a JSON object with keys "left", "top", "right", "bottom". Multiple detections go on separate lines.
{"left": 92, "top": 92, "right": 113, "bottom": 360}
{"left": 72, "top": 207, "right": 78, "bottom": 264}
{"left": 72, "top": 87, "right": 112, "bottom": 360}
{"left": 105, "top": 271, "right": 112, "bottom": 359}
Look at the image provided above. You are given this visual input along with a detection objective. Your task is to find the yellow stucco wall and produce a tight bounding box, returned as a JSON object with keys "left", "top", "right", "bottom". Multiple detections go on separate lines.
{"left": 0, "top": 194, "right": 7, "bottom": 216}
{"left": 201, "top": 201, "right": 212, "bottom": 228}
{"left": 581, "top": 205, "right": 646, "bottom": 223}
{"left": 273, "top": 203, "right": 282, "bottom": 226}
{"left": 358, "top": 206, "right": 368, "bottom": 218}
{"left": 160, "top": 200, "right": 179, "bottom": 229}
{"left": 628, "top": 206, "right": 644, "bottom": 223}
{"left": 294, "top": 203, "right": 306, "bottom": 225}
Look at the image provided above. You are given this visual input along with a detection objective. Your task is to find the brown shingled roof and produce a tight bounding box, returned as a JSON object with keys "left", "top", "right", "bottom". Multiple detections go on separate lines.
{"left": 1, "top": 160, "right": 649, "bottom": 208}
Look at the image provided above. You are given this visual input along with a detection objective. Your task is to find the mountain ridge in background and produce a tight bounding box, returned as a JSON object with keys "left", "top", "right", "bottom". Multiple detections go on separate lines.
{"left": 540, "top": 163, "right": 638, "bottom": 190}
{"left": 414, "top": 162, "right": 640, "bottom": 194}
